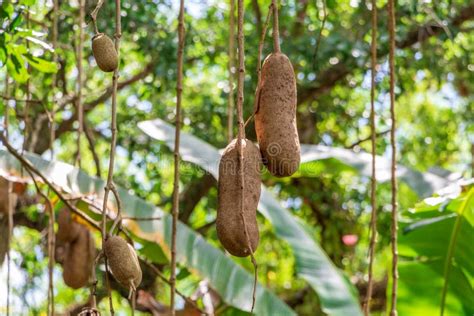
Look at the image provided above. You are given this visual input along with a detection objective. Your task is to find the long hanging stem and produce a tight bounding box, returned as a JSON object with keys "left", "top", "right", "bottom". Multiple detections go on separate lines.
{"left": 22, "top": 10, "right": 31, "bottom": 154}
{"left": 227, "top": 0, "right": 235, "bottom": 142}
{"left": 388, "top": 0, "right": 398, "bottom": 315}
{"left": 236, "top": 0, "right": 257, "bottom": 312}
{"left": 6, "top": 180, "right": 12, "bottom": 316}
{"left": 50, "top": 0, "right": 59, "bottom": 160}
{"left": 46, "top": 2, "right": 59, "bottom": 312}
{"left": 271, "top": 0, "right": 281, "bottom": 53}
{"left": 4, "top": 76, "right": 9, "bottom": 138}
{"left": 98, "top": 0, "right": 122, "bottom": 314}
{"left": 4, "top": 74, "right": 11, "bottom": 316}
{"left": 75, "top": 0, "right": 85, "bottom": 167}
{"left": 46, "top": 197, "right": 55, "bottom": 316}
{"left": 170, "top": 0, "right": 185, "bottom": 314}
{"left": 244, "top": 3, "right": 272, "bottom": 126}
{"left": 363, "top": 0, "right": 378, "bottom": 314}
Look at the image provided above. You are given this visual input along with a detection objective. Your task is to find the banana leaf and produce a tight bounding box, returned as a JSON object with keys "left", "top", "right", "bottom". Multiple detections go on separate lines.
{"left": 397, "top": 182, "right": 474, "bottom": 315}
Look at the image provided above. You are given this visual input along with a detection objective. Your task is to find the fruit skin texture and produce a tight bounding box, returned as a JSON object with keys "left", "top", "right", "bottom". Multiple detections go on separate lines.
{"left": 104, "top": 235, "right": 142, "bottom": 289}
{"left": 255, "top": 52, "right": 300, "bottom": 177}
{"left": 216, "top": 139, "right": 262, "bottom": 257}
{"left": 63, "top": 227, "right": 96, "bottom": 289}
{"left": 92, "top": 33, "right": 118, "bottom": 72}
{"left": 57, "top": 208, "right": 81, "bottom": 244}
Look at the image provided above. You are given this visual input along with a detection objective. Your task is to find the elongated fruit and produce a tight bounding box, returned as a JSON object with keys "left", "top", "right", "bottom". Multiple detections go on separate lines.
{"left": 57, "top": 208, "right": 81, "bottom": 244}
{"left": 104, "top": 235, "right": 142, "bottom": 289}
{"left": 92, "top": 33, "right": 118, "bottom": 72}
{"left": 216, "top": 139, "right": 262, "bottom": 257}
{"left": 63, "top": 227, "right": 96, "bottom": 289}
{"left": 255, "top": 52, "right": 300, "bottom": 177}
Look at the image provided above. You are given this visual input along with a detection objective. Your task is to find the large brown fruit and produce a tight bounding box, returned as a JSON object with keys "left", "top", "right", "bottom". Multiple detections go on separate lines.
{"left": 63, "top": 227, "right": 96, "bottom": 289}
{"left": 92, "top": 33, "right": 118, "bottom": 72}
{"left": 104, "top": 236, "right": 142, "bottom": 289}
{"left": 255, "top": 52, "right": 300, "bottom": 177}
{"left": 216, "top": 139, "right": 262, "bottom": 257}
{"left": 57, "top": 208, "right": 81, "bottom": 244}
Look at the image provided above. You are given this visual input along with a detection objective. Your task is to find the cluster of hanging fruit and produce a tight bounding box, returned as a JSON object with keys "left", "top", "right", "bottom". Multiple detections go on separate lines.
{"left": 216, "top": 5, "right": 300, "bottom": 258}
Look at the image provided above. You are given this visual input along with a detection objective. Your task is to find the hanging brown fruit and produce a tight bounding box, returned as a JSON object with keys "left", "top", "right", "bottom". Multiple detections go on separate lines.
{"left": 104, "top": 235, "right": 142, "bottom": 290}
{"left": 91, "top": 33, "right": 118, "bottom": 72}
{"left": 63, "top": 227, "right": 96, "bottom": 289}
{"left": 57, "top": 208, "right": 81, "bottom": 244}
{"left": 255, "top": 52, "right": 300, "bottom": 177}
{"left": 216, "top": 139, "right": 261, "bottom": 257}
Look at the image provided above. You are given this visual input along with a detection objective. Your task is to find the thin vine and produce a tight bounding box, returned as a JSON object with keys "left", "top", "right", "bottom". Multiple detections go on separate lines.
{"left": 46, "top": 1, "right": 60, "bottom": 313}
{"left": 363, "top": 0, "right": 378, "bottom": 314}
{"left": 237, "top": 0, "right": 258, "bottom": 311}
{"left": 46, "top": 193, "right": 55, "bottom": 316}
{"left": 6, "top": 179, "right": 12, "bottom": 316}
{"left": 22, "top": 9, "right": 32, "bottom": 154}
{"left": 227, "top": 0, "right": 235, "bottom": 142}
{"left": 170, "top": 0, "right": 185, "bottom": 314}
{"left": 50, "top": 0, "right": 59, "bottom": 160}
{"left": 75, "top": 0, "right": 85, "bottom": 167}
{"left": 244, "top": 3, "right": 273, "bottom": 127}
{"left": 4, "top": 74, "right": 11, "bottom": 316}
{"left": 388, "top": 0, "right": 398, "bottom": 314}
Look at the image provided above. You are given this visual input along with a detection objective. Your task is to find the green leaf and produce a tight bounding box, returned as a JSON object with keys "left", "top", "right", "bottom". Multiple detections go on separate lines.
{"left": 397, "top": 262, "right": 465, "bottom": 316}
{"left": 0, "top": 149, "right": 295, "bottom": 316}
{"left": 24, "top": 54, "right": 57, "bottom": 74}
{"left": 398, "top": 185, "right": 474, "bottom": 315}
{"left": 0, "top": 3, "right": 14, "bottom": 19}
{"left": 137, "top": 238, "right": 168, "bottom": 265}
{"left": 23, "top": 0, "right": 36, "bottom": 6}
{"left": 138, "top": 119, "right": 363, "bottom": 316}
{"left": 8, "top": 13, "right": 23, "bottom": 32}
{"left": 6, "top": 48, "right": 29, "bottom": 83}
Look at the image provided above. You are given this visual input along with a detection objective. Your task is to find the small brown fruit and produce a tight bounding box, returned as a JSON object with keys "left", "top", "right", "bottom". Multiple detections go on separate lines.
{"left": 255, "top": 52, "right": 300, "bottom": 177}
{"left": 63, "top": 227, "right": 96, "bottom": 289}
{"left": 57, "top": 208, "right": 81, "bottom": 244}
{"left": 92, "top": 33, "right": 118, "bottom": 72}
{"left": 104, "top": 236, "right": 142, "bottom": 289}
{"left": 216, "top": 139, "right": 262, "bottom": 257}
